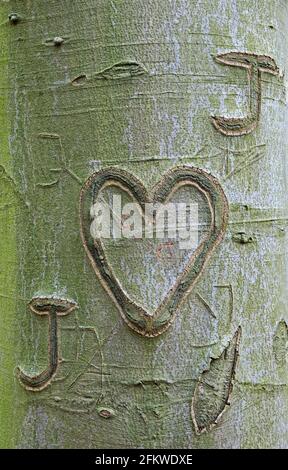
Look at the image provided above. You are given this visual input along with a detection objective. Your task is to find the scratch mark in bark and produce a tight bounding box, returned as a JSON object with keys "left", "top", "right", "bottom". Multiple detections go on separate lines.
{"left": 65, "top": 168, "right": 83, "bottom": 185}
{"left": 0, "top": 165, "right": 32, "bottom": 215}
{"left": 224, "top": 145, "right": 266, "bottom": 181}
{"left": 36, "top": 133, "right": 83, "bottom": 187}
{"left": 195, "top": 292, "right": 217, "bottom": 319}
{"left": 273, "top": 320, "right": 288, "bottom": 365}
{"left": 214, "top": 284, "right": 234, "bottom": 326}
{"left": 65, "top": 326, "right": 104, "bottom": 391}
{"left": 44, "top": 321, "right": 103, "bottom": 414}
{"left": 191, "top": 327, "right": 241, "bottom": 435}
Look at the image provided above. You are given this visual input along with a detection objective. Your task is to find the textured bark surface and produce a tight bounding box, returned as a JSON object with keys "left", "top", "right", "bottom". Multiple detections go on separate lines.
{"left": 0, "top": 0, "right": 288, "bottom": 448}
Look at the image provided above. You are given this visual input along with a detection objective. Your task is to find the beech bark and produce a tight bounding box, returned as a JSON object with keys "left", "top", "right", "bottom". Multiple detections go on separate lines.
{"left": 0, "top": 0, "right": 287, "bottom": 449}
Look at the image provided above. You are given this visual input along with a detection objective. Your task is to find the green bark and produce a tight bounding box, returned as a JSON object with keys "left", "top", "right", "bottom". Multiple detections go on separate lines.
{"left": 0, "top": 0, "right": 287, "bottom": 448}
{"left": 0, "top": 1, "right": 18, "bottom": 448}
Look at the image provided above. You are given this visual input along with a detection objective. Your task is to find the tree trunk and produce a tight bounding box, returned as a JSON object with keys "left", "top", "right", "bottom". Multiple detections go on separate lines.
{"left": 0, "top": 0, "right": 287, "bottom": 449}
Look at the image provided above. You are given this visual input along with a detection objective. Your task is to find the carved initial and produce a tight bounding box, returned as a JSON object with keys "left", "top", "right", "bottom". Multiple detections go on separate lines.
{"left": 17, "top": 297, "right": 77, "bottom": 391}
{"left": 212, "top": 52, "right": 279, "bottom": 136}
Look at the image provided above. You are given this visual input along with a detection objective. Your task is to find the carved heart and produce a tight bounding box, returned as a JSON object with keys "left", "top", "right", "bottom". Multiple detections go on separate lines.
{"left": 80, "top": 166, "right": 228, "bottom": 337}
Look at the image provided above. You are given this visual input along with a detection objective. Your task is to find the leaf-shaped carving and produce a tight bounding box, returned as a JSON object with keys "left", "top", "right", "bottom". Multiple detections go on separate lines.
{"left": 191, "top": 327, "right": 241, "bottom": 435}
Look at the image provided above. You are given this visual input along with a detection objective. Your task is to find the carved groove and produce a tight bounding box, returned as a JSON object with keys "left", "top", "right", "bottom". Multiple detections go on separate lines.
{"left": 191, "top": 327, "right": 241, "bottom": 435}
{"left": 80, "top": 166, "right": 228, "bottom": 337}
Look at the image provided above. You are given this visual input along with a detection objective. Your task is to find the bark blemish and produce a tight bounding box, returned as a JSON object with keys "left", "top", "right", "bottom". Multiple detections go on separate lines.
{"left": 232, "top": 231, "right": 255, "bottom": 244}
{"left": 97, "top": 407, "right": 116, "bottom": 419}
{"left": 8, "top": 13, "right": 20, "bottom": 25}
{"left": 191, "top": 327, "right": 241, "bottom": 435}
{"left": 94, "top": 61, "right": 148, "bottom": 80}
{"left": 45, "top": 37, "right": 68, "bottom": 47}
{"left": 71, "top": 74, "right": 87, "bottom": 86}
{"left": 53, "top": 37, "right": 64, "bottom": 47}
{"left": 38, "top": 132, "right": 60, "bottom": 140}
{"left": 273, "top": 320, "right": 288, "bottom": 365}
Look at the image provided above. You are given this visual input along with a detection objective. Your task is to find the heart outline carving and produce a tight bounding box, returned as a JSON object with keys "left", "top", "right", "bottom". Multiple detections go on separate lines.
{"left": 80, "top": 166, "right": 228, "bottom": 337}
